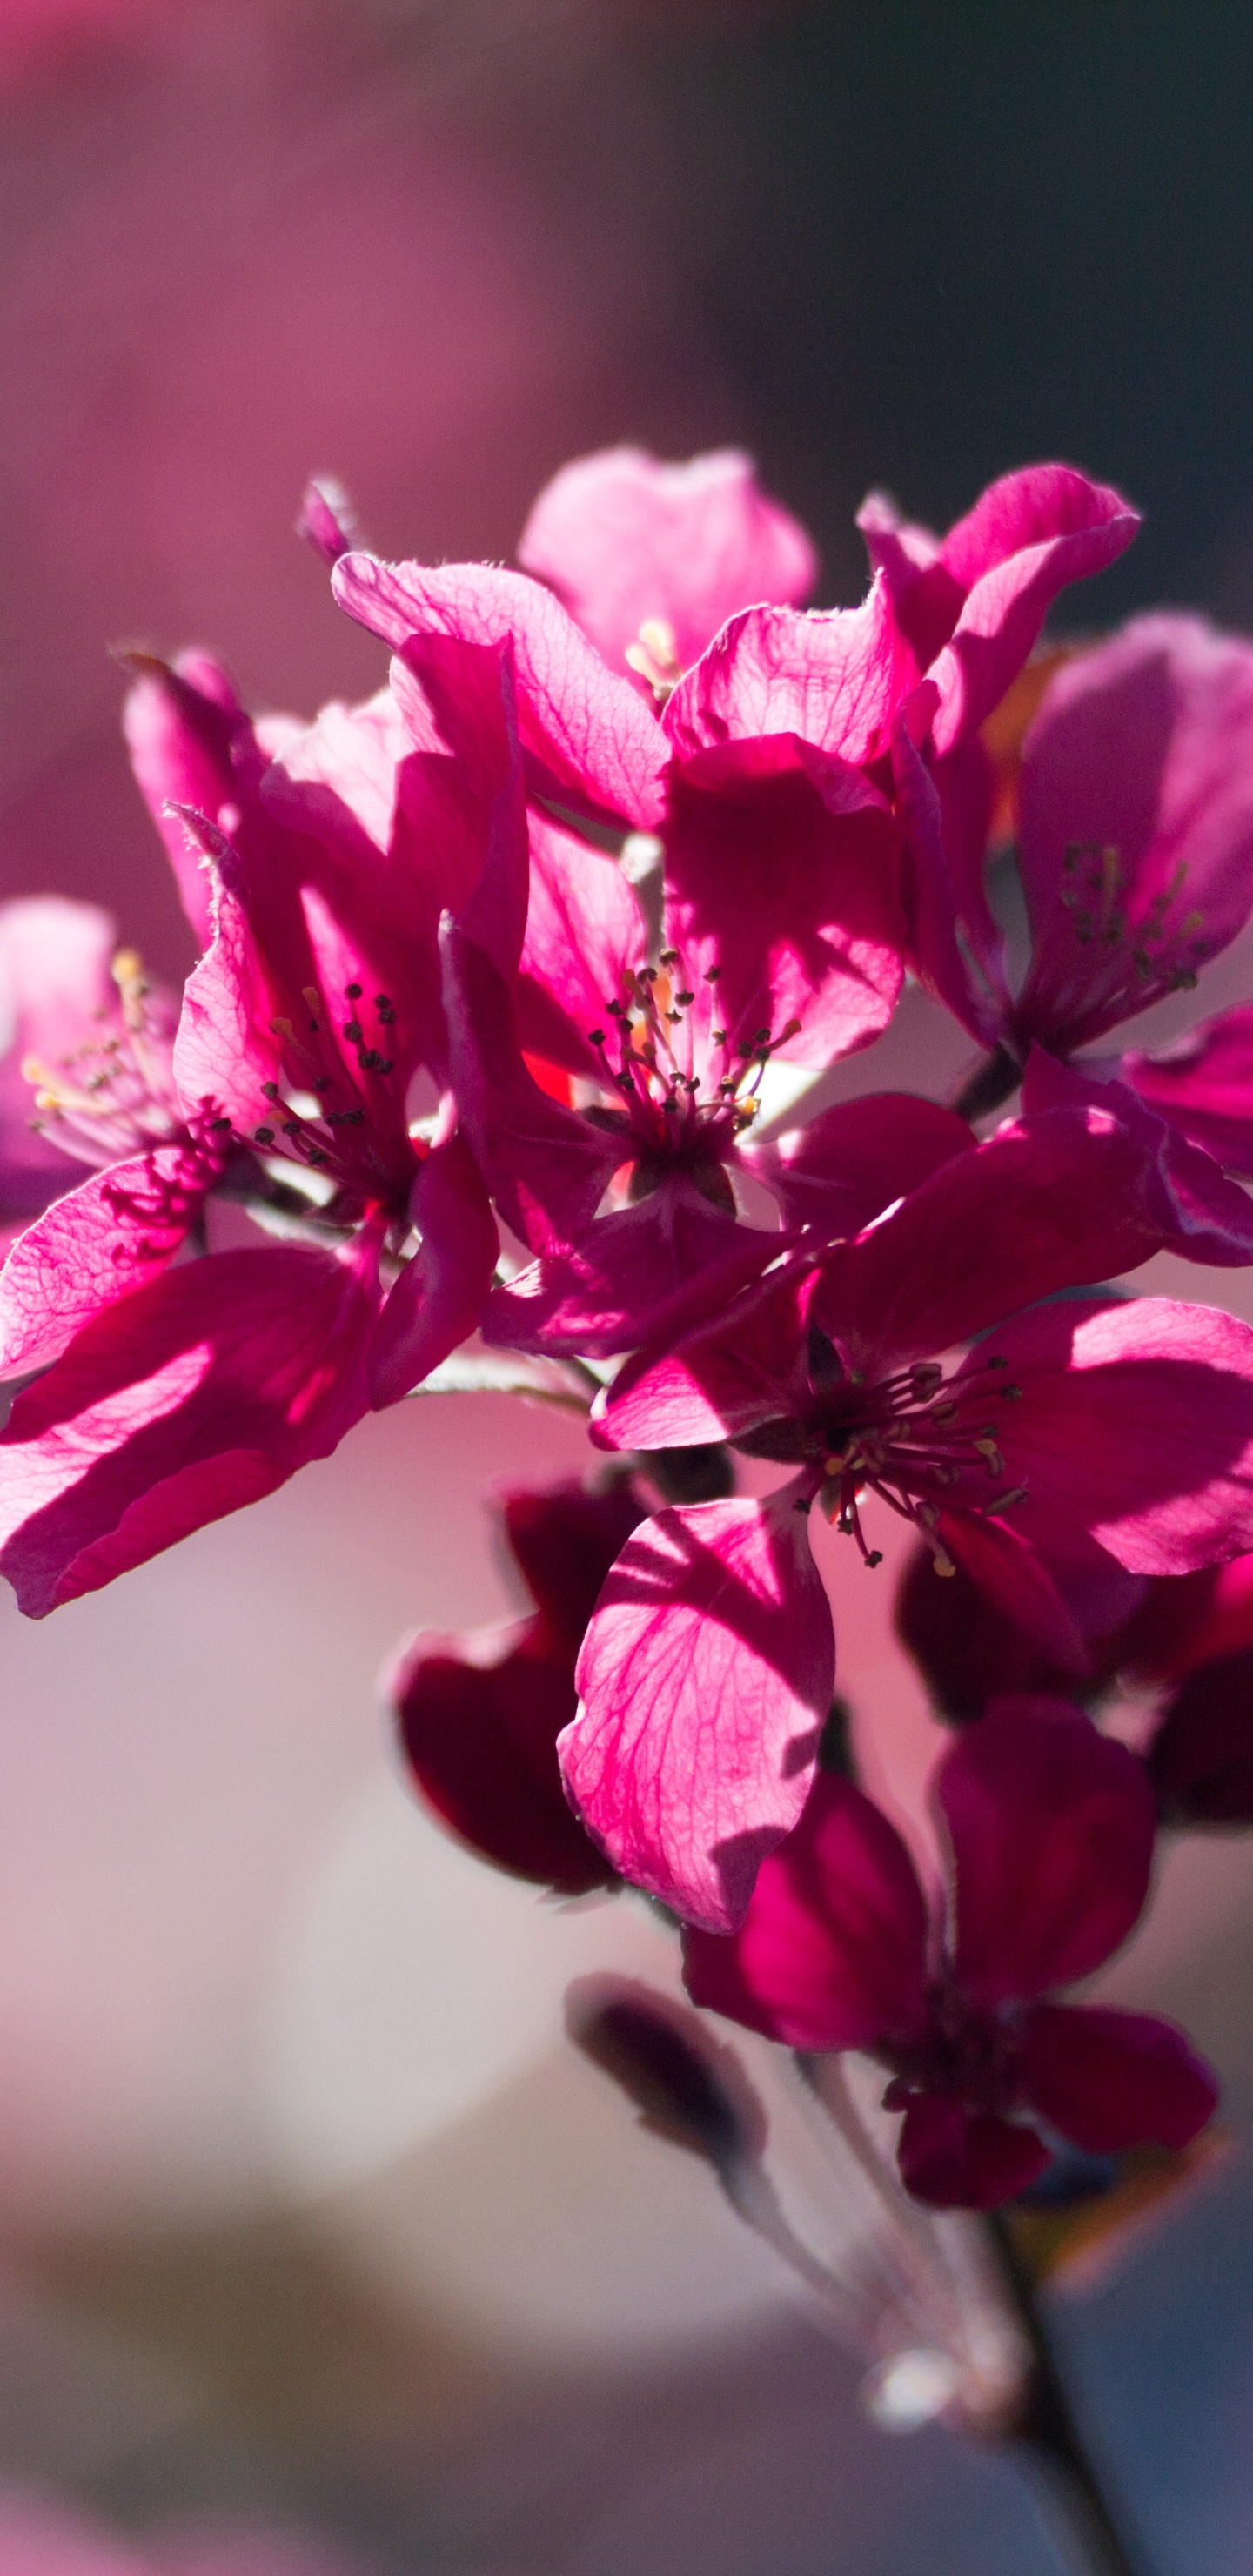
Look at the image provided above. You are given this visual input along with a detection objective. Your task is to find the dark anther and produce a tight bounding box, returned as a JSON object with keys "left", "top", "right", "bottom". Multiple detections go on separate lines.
{"left": 345, "top": 983, "right": 363, "bottom": 1000}
{"left": 588, "top": 1029, "right": 605, "bottom": 1046}
{"left": 343, "top": 1020, "right": 363, "bottom": 1043}
{"left": 254, "top": 1125, "right": 275, "bottom": 1145}
{"left": 261, "top": 1081, "right": 280, "bottom": 1102}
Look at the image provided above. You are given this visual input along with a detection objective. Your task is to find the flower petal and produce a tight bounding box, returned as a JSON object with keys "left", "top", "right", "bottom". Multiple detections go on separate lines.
{"left": 485, "top": 1182, "right": 780, "bottom": 1358}
{"left": 1020, "top": 1049, "right": 1253, "bottom": 1267}
{"left": 664, "top": 580, "right": 909, "bottom": 769}
{"left": 0, "top": 1242, "right": 377, "bottom": 1617}
{"left": 501, "top": 1475, "right": 651, "bottom": 1651}
{"left": 518, "top": 443, "right": 817, "bottom": 679}
{"left": 440, "top": 922, "right": 621, "bottom": 1255}
{"left": 741, "top": 1091, "right": 975, "bottom": 1238}
{"left": 562, "top": 1482, "right": 833, "bottom": 1929}
{"left": 969, "top": 1294, "right": 1253, "bottom": 1576}
{"left": 682, "top": 1770, "right": 928, "bottom": 2050}
{"left": 122, "top": 650, "right": 253, "bottom": 949}
{"left": 1015, "top": 616, "right": 1253, "bottom": 1053}
{"left": 662, "top": 735, "right": 905, "bottom": 1070}
{"left": 896, "top": 2096, "right": 1050, "bottom": 2209}
{"left": 1020, "top": 2003, "right": 1218, "bottom": 2152}
{"left": 0, "top": 896, "right": 117, "bottom": 1214}
{"left": 592, "top": 1259, "right": 813, "bottom": 1454}
{"left": 513, "top": 811, "right": 647, "bottom": 1079}
{"left": 0, "top": 1136, "right": 224, "bottom": 1380}
{"left": 368, "top": 1130, "right": 499, "bottom": 1408}
{"left": 331, "top": 552, "right": 666, "bottom": 831}
{"left": 936, "top": 1699, "right": 1156, "bottom": 2005}
{"left": 1147, "top": 1647, "right": 1253, "bottom": 1824}
{"left": 390, "top": 1613, "right": 615, "bottom": 1894}
{"left": 1124, "top": 1003, "right": 1253, "bottom": 1179}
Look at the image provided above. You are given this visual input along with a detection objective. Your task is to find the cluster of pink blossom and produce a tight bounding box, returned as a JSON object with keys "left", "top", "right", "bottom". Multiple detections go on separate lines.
{"left": 8, "top": 440, "right": 1253, "bottom": 2210}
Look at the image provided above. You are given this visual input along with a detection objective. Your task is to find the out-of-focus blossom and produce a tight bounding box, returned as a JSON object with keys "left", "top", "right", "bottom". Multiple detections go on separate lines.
{"left": 684, "top": 1701, "right": 1217, "bottom": 2207}
{"left": 516, "top": 444, "right": 819, "bottom": 686}
{"left": 390, "top": 1474, "right": 647, "bottom": 1893}
{"left": 566, "top": 1111, "right": 1253, "bottom": 1929}
{"left": 0, "top": 897, "right": 124, "bottom": 1244}
{"left": 0, "top": 2486, "right": 359, "bottom": 2573}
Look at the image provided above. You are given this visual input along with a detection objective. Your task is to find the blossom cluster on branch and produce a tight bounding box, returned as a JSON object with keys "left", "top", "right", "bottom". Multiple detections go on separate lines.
{"left": 5, "top": 440, "right": 1253, "bottom": 2208}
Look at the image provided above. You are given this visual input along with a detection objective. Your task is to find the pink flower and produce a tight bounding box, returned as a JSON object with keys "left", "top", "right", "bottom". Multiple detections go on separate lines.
{"left": 516, "top": 443, "right": 818, "bottom": 687}
{"left": 0, "top": 636, "right": 514, "bottom": 1613}
{"left": 446, "top": 748, "right": 918, "bottom": 1356}
{"left": 332, "top": 462, "right": 1136, "bottom": 836}
{"left": 685, "top": 1700, "right": 1217, "bottom": 2208}
{"left": 904, "top": 614, "right": 1253, "bottom": 1257}
{"left": 562, "top": 1107, "right": 1253, "bottom": 1928}
{"left": 391, "top": 1474, "right": 647, "bottom": 1892}
{"left": 0, "top": 897, "right": 138, "bottom": 1240}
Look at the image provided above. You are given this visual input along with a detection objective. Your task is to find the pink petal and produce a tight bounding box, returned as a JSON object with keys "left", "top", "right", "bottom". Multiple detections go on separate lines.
{"left": 807, "top": 1103, "right": 1170, "bottom": 1379}
{"left": 331, "top": 552, "right": 666, "bottom": 831}
{"left": 970, "top": 1293, "right": 1253, "bottom": 1576}
{"left": 682, "top": 1770, "right": 928, "bottom": 2050}
{"left": 514, "top": 810, "right": 647, "bottom": 1079}
{"left": 0, "top": 1136, "right": 224, "bottom": 1380}
{"left": 440, "top": 922, "right": 621, "bottom": 1253}
{"left": 896, "top": 2096, "right": 1050, "bottom": 2209}
{"left": 1124, "top": 1003, "right": 1253, "bottom": 1178}
{"left": 1015, "top": 616, "right": 1253, "bottom": 1052}
{"left": 518, "top": 444, "right": 817, "bottom": 679}
{"left": 1020, "top": 1048, "right": 1253, "bottom": 1266}
{"left": 368, "top": 1130, "right": 499, "bottom": 1407}
{"left": 1020, "top": 2003, "right": 1218, "bottom": 2152}
{"left": 855, "top": 490, "right": 958, "bottom": 671}
{"left": 501, "top": 1474, "right": 651, "bottom": 1651}
{"left": 390, "top": 1613, "right": 616, "bottom": 1894}
{"left": 741, "top": 1091, "right": 975, "bottom": 1236}
{"left": 888, "top": 701, "right": 1004, "bottom": 1044}
{"left": 664, "top": 580, "right": 911, "bottom": 770}
{"left": 926, "top": 466, "right": 1140, "bottom": 756}
{"left": 662, "top": 734, "right": 905, "bottom": 1069}
{"left": 484, "top": 1182, "right": 780, "bottom": 1358}
{"left": 171, "top": 867, "right": 284, "bottom": 1136}
{"left": 562, "top": 1482, "right": 834, "bottom": 1929}
{"left": 936, "top": 1699, "right": 1156, "bottom": 2005}
{"left": 122, "top": 652, "right": 254, "bottom": 949}
{"left": 591, "top": 1260, "right": 814, "bottom": 1455}
{"left": 0, "top": 1242, "right": 378, "bottom": 1617}
{"left": 297, "top": 473, "right": 358, "bottom": 567}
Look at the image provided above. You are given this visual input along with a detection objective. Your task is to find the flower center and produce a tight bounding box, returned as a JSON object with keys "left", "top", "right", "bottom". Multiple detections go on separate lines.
{"left": 624, "top": 616, "right": 682, "bottom": 702}
{"left": 882, "top": 1981, "right": 1023, "bottom": 2118}
{"left": 586, "top": 960, "right": 801, "bottom": 1194}
{"left": 222, "top": 979, "right": 415, "bottom": 1223}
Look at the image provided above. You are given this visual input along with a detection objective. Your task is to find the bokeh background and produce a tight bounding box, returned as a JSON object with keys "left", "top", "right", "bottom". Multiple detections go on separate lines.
{"left": 3, "top": 3, "right": 1253, "bottom": 2569}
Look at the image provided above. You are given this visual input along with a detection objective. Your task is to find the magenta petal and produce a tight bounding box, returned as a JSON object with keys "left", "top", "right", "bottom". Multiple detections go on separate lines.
{"left": 664, "top": 580, "right": 911, "bottom": 770}
{"left": 501, "top": 1476, "right": 651, "bottom": 1651}
{"left": 592, "top": 1261, "right": 813, "bottom": 1455}
{"left": 331, "top": 552, "right": 666, "bottom": 831}
{"left": 562, "top": 1483, "right": 834, "bottom": 1929}
{"left": 1015, "top": 616, "right": 1253, "bottom": 1052}
{"left": 742, "top": 1092, "right": 975, "bottom": 1237}
{"left": 1020, "top": 1049, "right": 1253, "bottom": 1267}
{"left": 937, "top": 1699, "right": 1156, "bottom": 2005}
{"left": 935, "top": 1511, "right": 1091, "bottom": 1679}
{"left": 895, "top": 1542, "right": 1105, "bottom": 1723}
{"left": 1020, "top": 2004, "right": 1218, "bottom": 2152}
{"left": 515, "top": 812, "right": 647, "bottom": 1078}
{"left": 517, "top": 444, "right": 817, "bottom": 679}
{"left": 485, "top": 1183, "right": 780, "bottom": 1358}
{"left": 122, "top": 652, "right": 250, "bottom": 949}
{"left": 172, "top": 871, "right": 284, "bottom": 1132}
{"left": 975, "top": 1294, "right": 1253, "bottom": 1576}
{"left": 0, "top": 1136, "right": 224, "bottom": 1380}
{"left": 682, "top": 1770, "right": 928, "bottom": 2050}
{"left": 888, "top": 702, "right": 1003, "bottom": 1044}
{"left": 1124, "top": 1005, "right": 1253, "bottom": 1179}
{"left": 926, "top": 466, "right": 1140, "bottom": 756}
{"left": 662, "top": 734, "right": 905, "bottom": 1069}
{"left": 390, "top": 1613, "right": 615, "bottom": 1895}
{"left": 0, "top": 1242, "right": 378, "bottom": 1617}
{"left": 896, "top": 2096, "right": 1050, "bottom": 2209}
{"left": 808, "top": 1104, "right": 1169, "bottom": 1379}
{"left": 369, "top": 1130, "right": 499, "bottom": 1408}
{"left": 440, "top": 922, "right": 621, "bottom": 1254}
